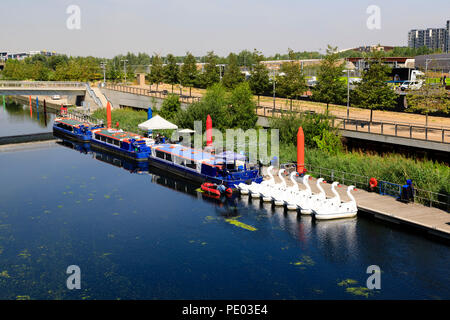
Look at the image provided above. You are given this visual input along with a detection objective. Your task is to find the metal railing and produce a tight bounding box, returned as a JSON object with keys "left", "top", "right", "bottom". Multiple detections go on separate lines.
{"left": 104, "top": 83, "right": 202, "bottom": 104}
{"left": 256, "top": 105, "right": 450, "bottom": 144}
{"left": 0, "top": 81, "right": 85, "bottom": 88}
{"left": 58, "top": 109, "right": 103, "bottom": 126}
{"left": 284, "top": 163, "right": 450, "bottom": 212}
{"left": 340, "top": 118, "right": 450, "bottom": 143}
{"left": 85, "top": 83, "right": 103, "bottom": 108}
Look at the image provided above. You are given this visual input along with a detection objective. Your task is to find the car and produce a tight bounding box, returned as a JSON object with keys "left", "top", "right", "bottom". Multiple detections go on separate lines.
{"left": 400, "top": 80, "right": 423, "bottom": 91}
{"left": 52, "top": 95, "right": 61, "bottom": 100}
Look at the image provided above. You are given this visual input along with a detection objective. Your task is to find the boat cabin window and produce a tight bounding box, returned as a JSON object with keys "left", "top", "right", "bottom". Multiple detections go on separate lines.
{"left": 186, "top": 161, "right": 196, "bottom": 169}
{"left": 155, "top": 150, "right": 165, "bottom": 159}
{"left": 113, "top": 140, "right": 120, "bottom": 146}
{"left": 57, "top": 123, "right": 73, "bottom": 132}
{"left": 225, "top": 163, "right": 236, "bottom": 170}
{"left": 165, "top": 153, "right": 172, "bottom": 161}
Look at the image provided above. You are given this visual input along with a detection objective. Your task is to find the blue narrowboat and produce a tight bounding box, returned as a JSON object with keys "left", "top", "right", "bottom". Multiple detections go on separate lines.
{"left": 91, "top": 128, "right": 153, "bottom": 161}
{"left": 149, "top": 144, "right": 263, "bottom": 188}
{"left": 53, "top": 117, "right": 103, "bottom": 141}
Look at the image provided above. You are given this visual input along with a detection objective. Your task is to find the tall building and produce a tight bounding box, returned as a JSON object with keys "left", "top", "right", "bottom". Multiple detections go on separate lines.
{"left": 447, "top": 20, "right": 450, "bottom": 53}
{"left": 408, "top": 20, "right": 449, "bottom": 52}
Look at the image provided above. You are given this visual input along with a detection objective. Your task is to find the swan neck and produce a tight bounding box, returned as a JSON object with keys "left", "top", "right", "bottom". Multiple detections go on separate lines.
{"left": 331, "top": 183, "right": 340, "bottom": 201}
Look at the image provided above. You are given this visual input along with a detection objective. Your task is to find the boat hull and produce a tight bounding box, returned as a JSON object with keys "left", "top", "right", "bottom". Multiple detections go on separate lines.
{"left": 53, "top": 127, "right": 91, "bottom": 141}
{"left": 90, "top": 140, "right": 149, "bottom": 161}
{"left": 148, "top": 156, "right": 262, "bottom": 188}
{"left": 314, "top": 211, "right": 357, "bottom": 220}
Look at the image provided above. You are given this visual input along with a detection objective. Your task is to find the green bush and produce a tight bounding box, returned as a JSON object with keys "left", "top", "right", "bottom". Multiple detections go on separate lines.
{"left": 159, "top": 94, "right": 181, "bottom": 121}
{"left": 269, "top": 111, "right": 341, "bottom": 149}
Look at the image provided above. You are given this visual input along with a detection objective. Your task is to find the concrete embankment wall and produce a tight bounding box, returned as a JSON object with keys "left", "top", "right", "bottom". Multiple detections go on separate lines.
{"left": 101, "top": 88, "right": 190, "bottom": 110}
{"left": 8, "top": 95, "right": 76, "bottom": 111}
{"left": 0, "top": 132, "right": 55, "bottom": 145}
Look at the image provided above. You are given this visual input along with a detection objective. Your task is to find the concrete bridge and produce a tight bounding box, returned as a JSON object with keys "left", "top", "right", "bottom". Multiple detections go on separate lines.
{"left": 0, "top": 81, "right": 107, "bottom": 109}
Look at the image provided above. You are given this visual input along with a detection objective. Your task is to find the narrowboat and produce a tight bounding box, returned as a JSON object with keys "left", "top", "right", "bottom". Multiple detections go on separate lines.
{"left": 55, "top": 136, "right": 149, "bottom": 173}
{"left": 91, "top": 127, "right": 153, "bottom": 161}
{"left": 148, "top": 144, "right": 263, "bottom": 189}
{"left": 53, "top": 117, "right": 103, "bottom": 141}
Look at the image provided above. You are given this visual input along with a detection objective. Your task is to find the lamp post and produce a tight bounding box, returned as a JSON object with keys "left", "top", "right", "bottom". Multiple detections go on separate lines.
{"left": 272, "top": 69, "right": 277, "bottom": 113}
{"left": 121, "top": 59, "right": 128, "bottom": 84}
{"left": 216, "top": 64, "right": 226, "bottom": 82}
{"left": 346, "top": 58, "right": 350, "bottom": 119}
{"left": 100, "top": 61, "right": 107, "bottom": 85}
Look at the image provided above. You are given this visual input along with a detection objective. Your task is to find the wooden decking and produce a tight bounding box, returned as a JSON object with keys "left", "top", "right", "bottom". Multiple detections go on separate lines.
{"left": 266, "top": 168, "right": 450, "bottom": 240}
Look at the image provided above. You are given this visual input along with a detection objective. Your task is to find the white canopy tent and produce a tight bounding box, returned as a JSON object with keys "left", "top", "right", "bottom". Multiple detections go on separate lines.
{"left": 138, "top": 115, "right": 178, "bottom": 131}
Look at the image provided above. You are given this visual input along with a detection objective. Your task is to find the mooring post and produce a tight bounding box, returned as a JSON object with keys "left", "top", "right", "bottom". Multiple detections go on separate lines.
{"left": 36, "top": 97, "right": 39, "bottom": 120}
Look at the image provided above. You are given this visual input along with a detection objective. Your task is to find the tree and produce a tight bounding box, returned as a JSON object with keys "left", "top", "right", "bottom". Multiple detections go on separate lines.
{"left": 237, "top": 49, "right": 255, "bottom": 68}
{"left": 159, "top": 94, "right": 181, "bottom": 121}
{"left": 174, "top": 83, "right": 230, "bottom": 131}
{"left": 277, "top": 49, "right": 307, "bottom": 108}
{"left": 163, "top": 54, "right": 179, "bottom": 93}
{"left": 312, "top": 45, "right": 347, "bottom": 112}
{"left": 228, "top": 82, "right": 258, "bottom": 129}
{"left": 248, "top": 50, "right": 270, "bottom": 106}
{"left": 222, "top": 53, "right": 244, "bottom": 89}
{"left": 406, "top": 71, "right": 450, "bottom": 121}
{"left": 107, "top": 62, "right": 122, "bottom": 82}
{"left": 179, "top": 52, "right": 198, "bottom": 96}
{"left": 198, "top": 51, "right": 220, "bottom": 88}
{"left": 353, "top": 50, "right": 397, "bottom": 122}
{"left": 149, "top": 54, "right": 164, "bottom": 90}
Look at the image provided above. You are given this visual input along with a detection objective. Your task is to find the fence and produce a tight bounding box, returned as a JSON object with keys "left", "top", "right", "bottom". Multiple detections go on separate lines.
{"left": 0, "top": 81, "right": 85, "bottom": 88}
{"left": 256, "top": 105, "right": 450, "bottom": 144}
{"left": 280, "top": 162, "right": 449, "bottom": 212}
{"left": 85, "top": 83, "right": 103, "bottom": 108}
{"left": 104, "top": 83, "right": 202, "bottom": 104}
{"left": 58, "top": 109, "right": 103, "bottom": 126}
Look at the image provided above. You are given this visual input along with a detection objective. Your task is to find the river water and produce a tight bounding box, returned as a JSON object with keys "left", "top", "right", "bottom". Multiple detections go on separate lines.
{"left": 0, "top": 99, "right": 55, "bottom": 137}
{"left": 0, "top": 101, "right": 449, "bottom": 300}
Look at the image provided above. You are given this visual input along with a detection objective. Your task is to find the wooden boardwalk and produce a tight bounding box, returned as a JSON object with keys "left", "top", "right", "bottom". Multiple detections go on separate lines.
{"left": 266, "top": 168, "right": 450, "bottom": 240}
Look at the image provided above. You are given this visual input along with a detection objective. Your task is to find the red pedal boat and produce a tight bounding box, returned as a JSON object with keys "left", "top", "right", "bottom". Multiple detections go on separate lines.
{"left": 201, "top": 182, "right": 233, "bottom": 196}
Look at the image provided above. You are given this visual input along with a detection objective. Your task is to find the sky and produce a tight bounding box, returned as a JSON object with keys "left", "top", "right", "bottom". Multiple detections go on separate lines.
{"left": 0, "top": 0, "right": 449, "bottom": 58}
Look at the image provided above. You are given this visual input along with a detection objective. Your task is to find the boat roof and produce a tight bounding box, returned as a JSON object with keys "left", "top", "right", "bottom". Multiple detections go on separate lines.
{"left": 92, "top": 128, "right": 146, "bottom": 142}
{"left": 152, "top": 144, "right": 245, "bottom": 166}
{"left": 55, "top": 117, "right": 91, "bottom": 127}
{"left": 153, "top": 144, "right": 215, "bottom": 162}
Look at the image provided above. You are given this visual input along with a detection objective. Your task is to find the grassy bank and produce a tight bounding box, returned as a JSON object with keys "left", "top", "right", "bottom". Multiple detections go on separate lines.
{"left": 280, "top": 143, "right": 450, "bottom": 195}
{"left": 91, "top": 108, "right": 149, "bottom": 134}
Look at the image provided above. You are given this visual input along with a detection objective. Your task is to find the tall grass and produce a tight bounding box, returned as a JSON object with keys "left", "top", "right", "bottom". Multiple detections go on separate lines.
{"left": 280, "top": 143, "right": 450, "bottom": 195}
{"left": 91, "top": 108, "right": 148, "bottom": 134}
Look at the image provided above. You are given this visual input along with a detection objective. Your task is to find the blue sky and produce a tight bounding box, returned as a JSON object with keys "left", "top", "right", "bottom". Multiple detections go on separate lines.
{"left": 1, "top": 0, "right": 449, "bottom": 57}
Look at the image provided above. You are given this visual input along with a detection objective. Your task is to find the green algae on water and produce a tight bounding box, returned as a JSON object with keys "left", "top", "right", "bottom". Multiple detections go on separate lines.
{"left": 224, "top": 218, "right": 257, "bottom": 231}
{"left": 0, "top": 270, "right": 10, "bottom": 278}
{"left": 290, "top": 255, "right": 315, "bottom": 267}
{"left": 346, "top": 286, "right": 371, "bottom": 298}
{"left": 337, "top": 279, "right": 358, "bottom": 287}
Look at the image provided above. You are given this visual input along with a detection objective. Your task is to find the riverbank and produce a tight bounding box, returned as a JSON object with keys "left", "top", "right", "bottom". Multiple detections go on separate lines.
{"left": 279, "top": 144, "right": 449, "bottom": 199}
{"left": 263, "top": 167, "right": 450, "bottom": 241}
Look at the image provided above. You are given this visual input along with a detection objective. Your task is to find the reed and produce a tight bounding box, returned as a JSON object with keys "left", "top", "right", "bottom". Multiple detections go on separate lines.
{"left": 280, "top": 144, "right": 449, "bottom": 195}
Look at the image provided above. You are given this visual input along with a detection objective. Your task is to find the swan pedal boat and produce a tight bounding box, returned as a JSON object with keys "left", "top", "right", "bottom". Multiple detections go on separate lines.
{"left": 313, "top": 185, "right": 358, "bottom": 220}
